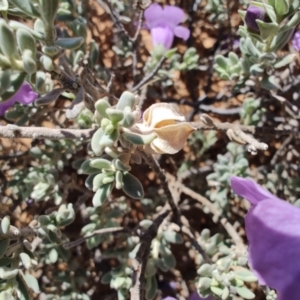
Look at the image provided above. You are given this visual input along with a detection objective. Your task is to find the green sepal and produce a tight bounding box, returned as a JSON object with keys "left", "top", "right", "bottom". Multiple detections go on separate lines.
{"left": 256, "top": 21, "right": 279, "bottom": 40}
{"left": 122, "top": 131, "right": 157, "bottom": 145}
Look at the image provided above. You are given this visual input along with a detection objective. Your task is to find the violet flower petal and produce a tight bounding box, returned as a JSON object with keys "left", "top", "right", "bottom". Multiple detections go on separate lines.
{"left": 174, "top": 26, "right": 190, "bottom": 41}
{"left": 188, "top": 291, "right": 215, "bottom": 300}
{"left": 292, "top": 30, "right": 300, "bottom": 51}
{"left": 0, "top": 98, "right": 16, "bottom": 116}
{"left": 162, "top": 5, "right": 185, "bottom": 28}
{"left": 150, "top": 26, "right": 174, "bottom": 50}
{"left": 230, "top": 176, "right": 281, "bottom": 205}
{"left": 230, "top": 176, "right": 300, "bottom": 300}
{"left": 144, "top": 3, "right": 163, "bottom": 28}
{"left": 0, "top": 82, "right": 38, "bottom": 116}
{"left": 163, "top": 293, "right": 215, "bottom": 300}
{"left": 244, "top": 5, "right": 267, "bottom": 32}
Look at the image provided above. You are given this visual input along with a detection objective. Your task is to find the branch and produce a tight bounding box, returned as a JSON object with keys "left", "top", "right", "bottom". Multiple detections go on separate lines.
{"left": 137, "top": 149, "right": 210, "bottom": 262}
{"left": 131, "top": 56, "right": 167, "bottom": 93}
{"left": 99, "top": 0, "right": 145, "bottom": 44}
{"left": 1, "top": 118, "right": 297, "bottom": 143}
{"left": 190, "top": 116, "right": 300, "bottom": 138}
{"left": 63, "top": 227, "right": 127, "bottom": 249}
{"left": 130, "top": 211, "right": 170, "bottom": 300}
{"left": 0, "top": 125, "right": 96, "bottom": 140}
{"left": 171, "top": 175, "right": 246, "bottom": 252}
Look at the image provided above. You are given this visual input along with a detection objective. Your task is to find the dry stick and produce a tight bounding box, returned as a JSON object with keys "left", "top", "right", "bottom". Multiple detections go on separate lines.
{"left": 99, "top": 0, "right": 144, "bottom": 44}
{"left": 137, "top": 149, "right": 179, "bottom": 220}
{"left": 190, "top": 120, "right": 300, "bottom": 138}
{"left": 137, "top": 149, "right": 210, "bottom": 262}
{"left": 175, "top": 178, "right": 246, "bottom": 252}
{"left": 130, "top": 210, "right": 170, "bottom": 300}
{"left": 131, "top": 56, "right": 167, "bottom": 93}
{"left": 1, "top": 121, "right": 298, "bottom": 141}
{"left": 270, "top": 135, "right": 293, "bottom": 166}
{"left": 63, "top": 227, "right": 127, "bottom": 249}
{"left": 0, "top": 125, "right": 96, "bottom": 140}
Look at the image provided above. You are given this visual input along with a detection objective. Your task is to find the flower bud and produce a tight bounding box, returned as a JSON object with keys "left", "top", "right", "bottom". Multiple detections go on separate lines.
{"left": 245, "top": 5, "right": 269, "bottom": 32}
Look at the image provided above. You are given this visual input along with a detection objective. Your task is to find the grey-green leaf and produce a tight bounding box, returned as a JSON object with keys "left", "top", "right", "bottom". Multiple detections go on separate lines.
{"left": 122, "top": 172, "right": 144, "bottom": 199}
{"left": 92, "top": 183, "right": 113, "bottom": 207}
{"left": 235, "top": 286, "right": 255, "bottom": 299}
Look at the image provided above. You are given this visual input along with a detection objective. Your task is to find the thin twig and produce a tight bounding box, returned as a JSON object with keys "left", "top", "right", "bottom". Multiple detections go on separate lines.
{"left": 131, "top": 56, "right": 167, "bottom": 93}
{"left": 171, "top": 175, "right": 246, "bottom": 252}
{"left": 99, "top": 0, "right": 145, "bottom": 44}
{"left": 138, "top": 150, "right": 210, "bottom": 263}
{"left": 137, "top": 149, "right": 179, "bottom": 220}
{"left": 130, "top": 210, "right": 170, "bottom": 300}
{"left": 63, "top": 227, "right": 127, "bottom": 249}
{"left": 190, "top": 119, "right": 300, "bottom": 138}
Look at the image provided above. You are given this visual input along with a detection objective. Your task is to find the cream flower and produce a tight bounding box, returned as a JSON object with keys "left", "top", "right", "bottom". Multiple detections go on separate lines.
{"left": 133, "top": 103, "right": 195, "bottom": 154}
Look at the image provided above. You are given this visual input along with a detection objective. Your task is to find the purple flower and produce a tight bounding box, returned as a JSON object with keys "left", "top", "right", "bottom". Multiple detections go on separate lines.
{"left": 0, "top": 82, "right": 38, "bottom": 116}
{"left": 163, "top": 292, "right": 214, "bottom": 300}
{"left": 292, "top": 30, "right": 300, "bottom": 51}
{"left": 188, "top": 291, "right": 215, "bottom": 300}
{"left": 245, "top": 6, "right": 269, "bottom": 32}
{"left": 231, "top": 176, "right": 300, "bottom": 300}
{"left": 144, "top": 3, "right": 190, "bottom": 49}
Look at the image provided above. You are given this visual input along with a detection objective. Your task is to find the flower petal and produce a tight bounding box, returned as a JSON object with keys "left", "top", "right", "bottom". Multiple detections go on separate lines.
{"left": 174, "top": 26, "right": 190, "bottom": 41}
{"left": 230, "top": 176, "right": 280, "bottom": 205}
{"left": 13, "top": 82, "right": 38, "bottom": 105}
{"left": 292, "top": 30, "right": 300, "bottom": 51}
{"left": 162, "top": 5, "right": 185, "bottom": 27}
{"left": 144, "top": 3, "right": 163, "bottom": 28}
{"left": 0, "top": 98, "right": 16, "bottom": 116}
{"left": 150, "top": 26, "right": 174, "bottom": 50}
{"left": 143, "top": 103, "right": 186, "bottom": 128}
{"left": 152, "top": 122, "right": 195, "bottom": 154}
{"left": 246, "top": 197, "right": 300, "bottom": 299}
{"left": 0, "top": 82, "right": 38, "bottom": 116}
{"left": 231, "top": 176, "right": 300, "bottom": 300}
